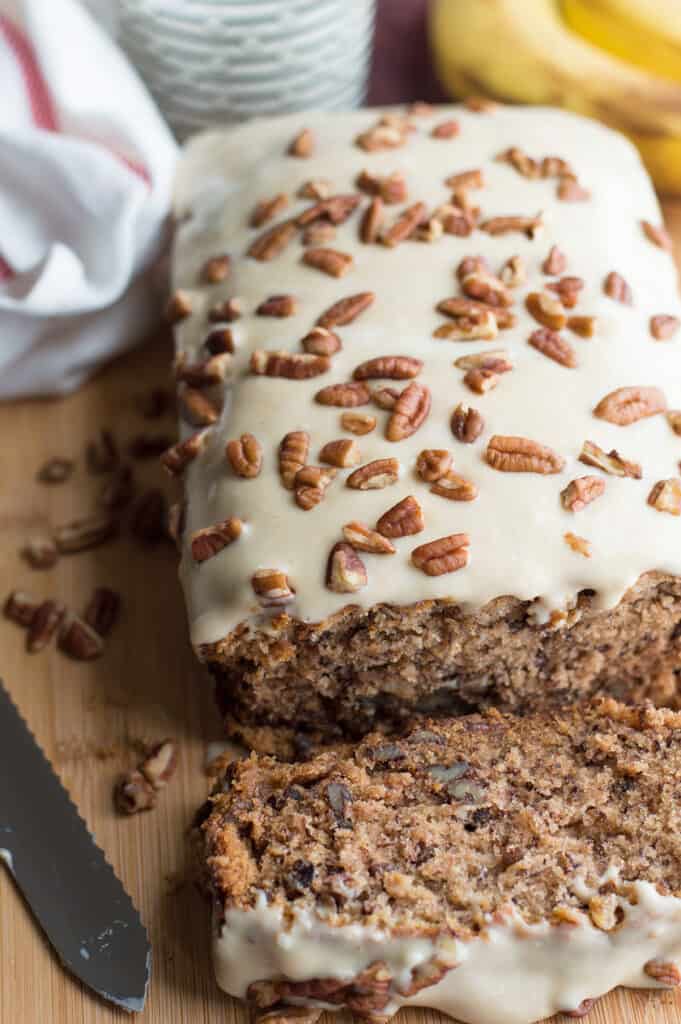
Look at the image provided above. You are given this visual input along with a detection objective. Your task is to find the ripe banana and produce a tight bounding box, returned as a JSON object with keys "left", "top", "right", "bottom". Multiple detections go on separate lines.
{"left": 429, "top": 0, "right": 681, "bottom": 194}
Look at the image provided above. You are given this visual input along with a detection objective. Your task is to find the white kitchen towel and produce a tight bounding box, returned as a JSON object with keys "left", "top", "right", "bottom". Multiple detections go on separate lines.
{"left": 0, "top": 0, "right": 178, "bottom": 398}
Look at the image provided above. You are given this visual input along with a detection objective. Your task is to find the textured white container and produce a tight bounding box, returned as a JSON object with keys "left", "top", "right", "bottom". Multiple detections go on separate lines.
{"left": 117, "top": 0, "right": 376, "bottom": 140}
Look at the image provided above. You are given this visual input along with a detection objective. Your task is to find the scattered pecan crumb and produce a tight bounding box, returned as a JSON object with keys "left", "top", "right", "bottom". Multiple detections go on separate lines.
{"left": 603, "top": 271, "right": 632, "bottom": 304}
{"left": 463, "top": 367, "right": 499, "bottom": 394}
{"left": 356, "top": 169, "right": 408, "bottom": 204}
{"left": 564, "top": 532, "right": 591, "bottom": 557}
{"left": 252, "top": 569, "right": 295, "bottom": 606}
{"left": 27, "top": 600, "right": 65, "bottom": 653}
{"left": 319, "top": 439, "right": 361, "bottom": 468}
{"left": 667, "top": 411, "right": 681, "bottom": 436}
{"left": 381, "top": 202, "right": 427, "bottom": 247}
{"left": 431, "top": 471, "right": 478, "bottom": 502}
{"left": 130, "top": 489, "right": 168, "bottom": 544}
{"left": 461, "top": 270, "right": 513, "bottom": 308}
{"left": 54, "top": 512, "right": 118, "bottom": 554}
{"left": 297, "top": 195, "right": 361, "bottom": 227}
{"left": 438, "top": 295, "right": 516, "bottom": 329}
{"left": 451, "top": 403, "right": 484, "bottom": 443}
{"left": 288, "top": 128, "right": 314, "bottom": 158}
{"left": 256, "top": 294, "right": 298, "bottom": 318}
{"left": 302, "top": 221, "right": 337, "bottom": 246}
{"left": 360, "top": 197, "right": 384, "bottom": 244}
{"left": 200, "top": 253, "right": 230, "bottom": 284}
{"left": 416, "top": 449, "right": 452, "bottom": 482}
{"left": 567, "top": 315, "right": 596, "bottom": 338}
{"left": 454, "top": 350, "right": 511, "bottom": 372}
{"left": 342, "top": 521, "right": 395, "bottom": 554}
{"left": 479, "top": 214, "right": 542, "bottom": 238}
{"left": 190, "top": 517, "right": 242, "bottom": 562}
{"left": 411, "top": 533, "right": 470, "bottom": 575}
{"left": 302, "top": 248, "right": 353, "bottom": 278}
{"left": 86, "top": 429, "right": 119, "bottom": 474}
{"left": 650, "top": 314, "right": 680, "bottom": 340}
{"left": 641, "top": 220, "right": 672, "bottom": 252}
{"left": 496, "top": 146, "right": 540, "bottom": 178}
{"left": 353, "top": 355, "right": 422, "bottom": 381}
{"left": 386, "top": 382, "right": 431, "bottom": 441}
{"left": 114, "top": 770, "right": 156, "bottom": 815}
{"left": 140, "top": 739, "right": 177, "bottom": 790}
{"left": 84, "top": 587, "right": 121, "bottom": 637}
{"left": 594, "top": 386, "right": 666, "bottom": 426}
{"left": 298, "top": 179, "right": 332, "bottom": 200}
{"left": 326, "top": 542, "right": 367, "bottom": 593}
{"left": 499, "top": 255, "right": 526, "bottom": 287}
{"left": 301, "top": 326, "right": 341, "bottom": 357}
{"left": 226, "top": 433, "right": 263, "bottom": 479}
{"left": 341, "top": 412, "right": 376, "bottom": 435}
{"left": 23, "top": 536, "right": 59, "bottom": 570}
{"left": 433, "top": 310, "right": 498, "bottom": 342}
{"left": 561, "top": 476, "right": 605, "bottom": 512}
{"left": 542, "top": 246, "right": 567, "bottom": 275}
{"left": 279, "top": 432, "right": 310, "bottom": 490}
{"left": 643, "top": 960, "right": 681, "bottom": 987}
{"left": 579, "top": 440, "right": 641, "bottom": 479}
{"left": 355, "top": 121, "right": 408, "bottom": 152}
{"left": 248, "top": 220, "right": 297, "bottom": 261}
{"left": 315, "top": 381, "right": 371, "bottom": 407}
{"left": 545, "top": 275, "right": 584, "bottom": 308}
{"left": 526, "top": 292, "right": 567, "bottom": 330}
{"left": 160, "top": 430, "right": 207, "bottom": 477}
{"left": 376, "top": 495, "right": 424, "bottom": 538}
{"left": 431, "top": 119, "right": 459, "bottom": 139}
{"left": 4, "top": 590, "right": 39, "bottom": 627}
{"left": 347, "top": 458, "right": 399, "bottom": 490}
{"left": 529, "top": 327, "right": 577, "bottom": 368}
{"left": 250, "top": 350, "right": 329, "bottom": 379}
{"left": 37, "top": 456, "right": 74, "bottom": 484}
{"left": 165, "top": 289, "right": 192, "bottom": 324}
{"left": 486, "top": 435, "right": 564, "bottom": 474}
{"left": 166, "top": 502, "right": 185, "bottom": 548}
{"left": 250, "top": 193, "right": 289, "bottom": 228}
{"left": 648, "top": 479, "right": 681, "bottom": 516}
{"left": 445, "top": 168, "right": 484, "bottom": 190}
{"left": 317, "top": 292, "right": 375, "bottom": 328}
{"left": 59, "top": 615, "right": 104, "bottom": 660}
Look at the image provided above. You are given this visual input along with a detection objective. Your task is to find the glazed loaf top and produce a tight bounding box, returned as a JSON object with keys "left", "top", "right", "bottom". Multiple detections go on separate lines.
{"left": 169, "top": 104, "right": 681, "bottom": 648}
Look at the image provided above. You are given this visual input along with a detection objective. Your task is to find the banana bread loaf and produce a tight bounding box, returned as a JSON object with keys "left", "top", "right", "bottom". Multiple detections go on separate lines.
{"left": 195, "top": 699, "right": 681, "bottom": 1024}
{"left": 167, "top": 104, "right": 681, "bottom": 754}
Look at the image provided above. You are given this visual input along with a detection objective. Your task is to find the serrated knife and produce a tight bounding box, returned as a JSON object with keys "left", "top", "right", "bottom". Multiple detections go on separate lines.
{"left": 0, "top": 680, "right": 151, "bottom": 1011}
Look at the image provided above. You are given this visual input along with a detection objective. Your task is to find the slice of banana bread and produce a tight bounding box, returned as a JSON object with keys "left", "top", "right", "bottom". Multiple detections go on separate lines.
{"left": 195, "top": 700, "right": 681, "bottom": 1024}
{"left": 168, "top": 104, "right": 681, "bottom": 753}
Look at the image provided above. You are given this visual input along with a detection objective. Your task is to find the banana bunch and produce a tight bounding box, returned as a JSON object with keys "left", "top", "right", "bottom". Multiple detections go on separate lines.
{"left": 429, "top": 0, "right": 681, "bottom": 194}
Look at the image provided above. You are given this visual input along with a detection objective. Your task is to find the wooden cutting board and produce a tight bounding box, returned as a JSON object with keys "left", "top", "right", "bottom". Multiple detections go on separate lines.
{"left": 2, "top": 207, "right": 681, "bottom": 1024}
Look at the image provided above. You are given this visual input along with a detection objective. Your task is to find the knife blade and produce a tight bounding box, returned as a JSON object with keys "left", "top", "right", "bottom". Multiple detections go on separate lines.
{"left": 0, "top": 680, "right": 151, "bottom": 1011}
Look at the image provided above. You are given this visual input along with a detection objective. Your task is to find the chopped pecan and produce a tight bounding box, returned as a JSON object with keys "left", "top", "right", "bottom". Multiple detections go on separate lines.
{"left": 594, "top": 386, "right": 666, "bottom": 426}
{"left": 438, "top": 205, "right": 475, "bottom": 236}
{"left": 4, "top": 590, "right": 39, "bottom": 627}
{"left": 84, "top": 587, "right": 121, "bottom": 636}
{"left": 298, "top": 178, "right": 332, "bottom": 200}
{"left": 250, "top": 193, "right": 289, "bottom": 228}
{"left": 317, "top": 292, "right": 375, "bottom": 328}
{"left": 130, "top": 489, "right": 168, "bottom": 544}
{"left": 356, "top": 169, "right": 408, "bottom": 204}
{"left": 541, "top": 156, "right": 574, "bottom": 177}
{"left": 529, "top": 327, "right": 577, "bottom": 367}
{"left": 643, "top": 960, "right": 681, "bottom": 987}
{"left": 542, "top": 245, "right": 567, "bottom": 275}
{"left": 411, "top": 533, "right": 470, "bottom": 575}
{"left": 37, "top": 456, "right": 74, "bottom": 484}
{"left": 561, "top": 476, "right": 605, "bottom": 512}
{"left": 302, "top": 221, "right": 336, "bottom": 246}
{"left": 668, "top": 411, "right": 681, "bottom": 436}
{"left": 564, "top": 532, "right": 591, "bottom": 557}
{"left": 302, "top": 248, "right": 353, "bottom": 278}
{"left": 381, "top": 202, "right": 427, "bottom": 247}
{"left": 248, "top": 219, "right": 297, "bottom": 261}
{"left": 579, "top": 440, "right": 641, "bottom": 479}
{"left": 297, "top": 195, "right": 361, "bottom": 226}
{"left": 461, "top": 270, "right": 513, "bottom": 308}
{"left": 59, "top": 615, "right": 104, "bottom": 660}
{"left": 326, "top": 542, "right": 367, "bottom": 592}
{"left": 456, "top": 255, "right": 489, "bottom": 282}
{"left": 315, "top": 381, "right": 371, "bottom": 407}
{"left": 200, "top": 253, "right": 230, "bottom": 284}
{"left": 372, "top": 386, "right": 401, "bottom": 410}
{"left": 165, "top": 289, "right": 192, "bottom": 324}
{"left": 545, "top": 275, "right": 584, "bottom": 308}
{"left": 226, "top": 433, "right": 263, "bottom": 478}
{"left": 496, "top": 146, "right": 540, "bottom": 178}
{"left": 319, "top": 439, "right": 361, "bottom": 468}
{"left": 650, "top": 314, "right": 680, "bottom": 340}
{"left": 479, "top": 214, "right": 543, "bottom": 238}
{"left": 178, "top": 387, "right": 221, "bottom": 427}
{"left": 355, "top": 122, "right": 407, "bottom": 152}
{"left": 433, "top": 310, "right": 498, "bottom": 341}
{"left": 114, "top": 771, "right": 156, "bottom": 815}
{"left": 190, "top": 517, "right": 242, "bottom": 562}
{"left": 140, "top": 739, "right": 177, "bottom": 790}
{"left": 166, "top": 501, "right": 185, "bottom": 548}
{"left": 431, "top": 471, "right": 478, "bottom": 501}
{"left": 347, "top": 458, "right": 400, "bottom": 490}
{"left": 256, "top": 294, "right": 298, "bottom": 317}
{"left": 445, "top": 168, "right": 484, "bottom": 190}
{"left": 415, "top": 213, "right": 445, "bottom": 243}
{"left": 386, "top": 382, "right": 431, "bottom": 441}
{"left": 416, "top": 449, "right": 452, "bottom": 482}
{"left": 486, "top": 435, "right": 564, "bottom": 474}
{"left": 499, "top": 255, "right": 526, "bottom": 287}
{"left": 353, "top": 355, "right": 422, "bottom": 380}
{"left": 342, "top": 521, "right": 396, "bottom": 554}
{"left": 454, "top": 349, "right": 511, "bottom": 371}
{"left": 288, "top": 128, "right": 314, "bottom": 157}
{"left": 251, "top": 350, "right": 330, "bottom": 379}
{"left": 294, "top": 482, "right": 330, "bottom": 512}
{"left": 463, "top": 95, "right": 497, "bottom": 111}
{"left": 641, "top": 220, "right": 672, "bottom": 252}
{"left": 279, "top": 431, "right": 310, "bottom": 490}
{"left": 376, "top": 495, "right": 424, "bottom": 538}
{"left": 301, "top": 326, "right": 341, "bottom": 356}
{"left": 603, "top": 271, "right": 632, "bottom": 304}
{"left": 360, "top": 196, "right": 384, "bottom": 243}
{"left": 294, "top": 465, "right": 336, "bottom": 507}
{"left": 161, "top": 430, "right": 207, "bottom": 477}
{"left": 451, "top": 403, "right": 484, "bottom": 443}
{"left": 432, "top": 118, "right": 460, "bottom": 138}
{"left": 175, "top": 352, "right": 230, "bottom": 387}
{"left": 208, "top": 298, "right": 242, "bottom": 323}
{"left": 648, "top": 478, "right": 681, "bottom": 516}
{"left": 557, "top": 177, "right": 590, "bottom": 201}
{"left": 437, "top": 296, "right": 516, "bottom": 329}
{"left": 451, "top": 187, "right": 480, "bottom": 217}
{"left": 463, "top": 368, "right": 500, "bottom": 394}
{"left": 251, "top": 569, "right": 295, "bottom": 606}
{"left": 341, "top": 411, "right": 376, "bottom": 435}
{"left": 27, "top": 600, "right": 65, "bottom": 653}
{"left": 23, "top": 536, "right": 59, "bottom": 570}
{"left": 54, "top": 512, "right": 118, "bottom": 554}
{"left": 567, "top": 315, "right": 596, "bottom": 338}
{"left": 526, "top": 292, "right": 567, "bottom": 330}
{"left": 86, "top": 429, "right": 119, "bottom": 474}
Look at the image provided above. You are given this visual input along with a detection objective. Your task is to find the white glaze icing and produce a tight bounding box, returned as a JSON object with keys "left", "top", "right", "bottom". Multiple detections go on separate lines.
{"left": 213, "top": 880, "right": 681, "bottom": 1024}
{"left": 171, "top": 106, "right": 681, "bottom": 648}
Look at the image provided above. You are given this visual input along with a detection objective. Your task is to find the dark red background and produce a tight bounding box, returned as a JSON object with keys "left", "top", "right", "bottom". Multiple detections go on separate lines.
{"left": 368, "top": 0, "right": 446, "bottom": 106}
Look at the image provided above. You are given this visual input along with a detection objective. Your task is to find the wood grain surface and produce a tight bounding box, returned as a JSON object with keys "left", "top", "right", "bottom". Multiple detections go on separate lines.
{"left": 2, "top": 205, "right": 681, "bottom": 1024}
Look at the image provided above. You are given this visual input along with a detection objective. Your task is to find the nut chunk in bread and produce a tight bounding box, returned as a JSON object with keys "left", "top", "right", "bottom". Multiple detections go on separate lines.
{"left": 195, "top": 701, "right": 681, "bottom": 1024}
{"left": 169, "top": 104, "right": 681, "bottom": 753}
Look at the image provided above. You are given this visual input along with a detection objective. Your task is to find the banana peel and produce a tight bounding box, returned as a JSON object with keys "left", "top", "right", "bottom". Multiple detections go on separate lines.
{"left": 429, "top": 0, "right": 681, "bottom": 194}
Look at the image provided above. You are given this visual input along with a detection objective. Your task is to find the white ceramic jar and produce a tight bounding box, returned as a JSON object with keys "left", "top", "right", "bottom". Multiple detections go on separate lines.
{"left": 117, "top": 0, "right": 376, "bottom": 139}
